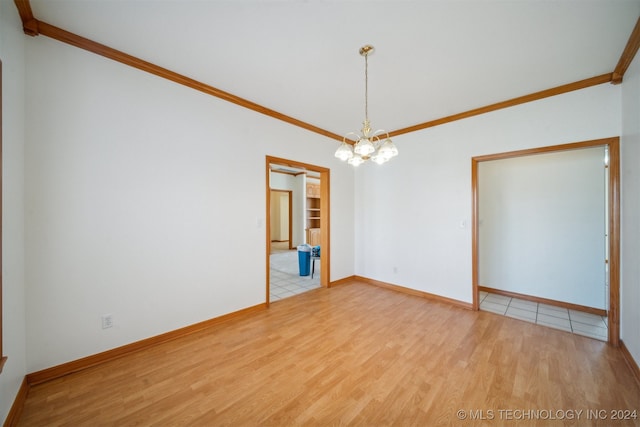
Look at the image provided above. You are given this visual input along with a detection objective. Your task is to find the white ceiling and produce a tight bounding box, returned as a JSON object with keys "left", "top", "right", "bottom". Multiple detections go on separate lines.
{"left": 28, "top": 0, "right": 640, "bottom": 140}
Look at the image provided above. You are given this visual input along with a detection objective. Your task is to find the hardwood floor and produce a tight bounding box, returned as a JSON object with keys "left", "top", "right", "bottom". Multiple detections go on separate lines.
{"left": 17, "top": 281, "right": 640, "bottom": 426}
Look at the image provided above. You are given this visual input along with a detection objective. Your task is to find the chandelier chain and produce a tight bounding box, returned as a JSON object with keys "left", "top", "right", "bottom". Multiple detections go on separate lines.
{"left": 364, "top": 53, "right": 369, "bottom": 122}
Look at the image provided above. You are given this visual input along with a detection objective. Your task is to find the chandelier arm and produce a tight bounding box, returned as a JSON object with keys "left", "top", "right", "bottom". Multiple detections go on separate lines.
{"left": 372, "top": 130, "right": 391, "bottom": 148}
{"left": 344, "top": 132, "right": 361, "bottom": 143}
{"left": 371, "top": 129, "right": 391, "bottom": 139}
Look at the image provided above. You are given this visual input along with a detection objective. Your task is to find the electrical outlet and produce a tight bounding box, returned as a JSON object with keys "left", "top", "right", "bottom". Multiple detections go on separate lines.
{"left": 101, "top": 314, "right": 114, "bottom": 329}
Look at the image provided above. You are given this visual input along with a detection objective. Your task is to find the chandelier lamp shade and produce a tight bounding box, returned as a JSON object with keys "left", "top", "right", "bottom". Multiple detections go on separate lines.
{"left": 335, "top": 45, "right": 398, "bottom": 166}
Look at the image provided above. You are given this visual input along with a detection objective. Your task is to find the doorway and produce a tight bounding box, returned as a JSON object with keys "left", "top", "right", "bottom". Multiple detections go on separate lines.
{"left": 266, "top": 156, "right": 330, "bottom": 305}
{"left": 471, "top": 137, "right": 620, "bottom": 345}
{"left": 270, "top": 190, "right": 292, "bottom": 251}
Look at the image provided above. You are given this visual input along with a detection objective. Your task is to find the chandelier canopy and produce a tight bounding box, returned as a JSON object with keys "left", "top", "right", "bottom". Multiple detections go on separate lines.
{"left": 335, "top": 45, "right": 398, "bottom": 167}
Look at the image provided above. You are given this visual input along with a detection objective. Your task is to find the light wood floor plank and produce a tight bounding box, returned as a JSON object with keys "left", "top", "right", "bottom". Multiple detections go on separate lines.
{"left": 17, "top": 281, "right": 640, "bottom": 426}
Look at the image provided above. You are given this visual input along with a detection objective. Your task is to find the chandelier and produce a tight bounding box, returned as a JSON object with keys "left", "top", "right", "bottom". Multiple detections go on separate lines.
{"left": 334, "top": 45, "right": 398, "bottom": 166}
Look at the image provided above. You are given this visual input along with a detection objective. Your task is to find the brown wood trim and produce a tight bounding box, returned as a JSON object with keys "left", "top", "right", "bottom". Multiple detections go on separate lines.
{"left": 620, "top": 340, "right": 640, "bottom": 387}
{"left": 472, "top": 137, "right": 621, "bottom": 346}
{"left": 3, "top": 376, "right": 29, "bottom": 427}
{"left": 270, "top": 169, "right": 305, "bottom": 177}
{"left": 471, "top": 157, "right": 479, "bottom": 311}
{"left": 13, "top": 0, "right": 38, "bottom": 36}
{"left": 329, "top": 275, "right": 357, "bottom": 287}
{"left": 472, "top": 137, "right": 618, "bottom": 162}
{"left": 478, "top": 286, "right": 607, "bottom": 317}
{"left": 14, "top": 1, "right": 342, "bottom": 142}
{"left": 612, "top": 17, "right": 640, "bottom": 84}
{"left": 355, "top": 276, "right": 473, "bottom": 310}
{"left": 15, "top": 1, "right": 624, "bottom": 146}
{"left": 471, "top": 155, "right": 482, "bottom": 315}
{"left": 14, "top": 0, "right": 627, "bottom": 144}
{"left": 389, "top": 74, "right": 613, "bottom": 138}
{"left": 0, "top": 58, "right": 4, "bottom": 374}
{"left": 319, "top": 169, "right": 330, "bottom": 287}
{"left": 266, "top": 156, "right": 330, "bottom": 175}
{"left": 608, "top": 138, "right": 621, "bottom": 346}
{"left": 26, "top": 303, "right": 266, "bottom": 386}
{"left": 26, "top": 20, "right": 343, "bottom": 143}
{"left": 288, "top": 190, "right": 293, "bottom": 250}
{"left": 265, "top": 158, "right": 272, "bottom": 306}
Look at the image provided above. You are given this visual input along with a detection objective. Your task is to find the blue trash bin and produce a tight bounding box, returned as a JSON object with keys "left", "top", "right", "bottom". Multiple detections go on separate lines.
{"left": 297, "top": 244, "right": 311, "bottom": 276}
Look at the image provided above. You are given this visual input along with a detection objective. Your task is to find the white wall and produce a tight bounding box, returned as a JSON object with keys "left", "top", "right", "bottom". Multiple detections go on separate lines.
{"left": 355, "top": 83, "right": 621, "bottom": 304}
{"left": 478, "top": 147, "right": 606, "bottom": 308}
{"left": 24, "top": 35, "right": 355, "bottom": 372}
{"left": 621, "top": 49, "right": 640, "bottom": 367}
{"left": 0, "top": 1, "right": 27, "bottom": 422}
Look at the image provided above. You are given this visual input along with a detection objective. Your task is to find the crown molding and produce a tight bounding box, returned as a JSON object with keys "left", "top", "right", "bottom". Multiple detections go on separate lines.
{"left": 388, "top": 73, "right": 613, "bottom": 137}
{"left": 14, "top": 1, "right": 345, "bottom": 143}
{"left": 12, "top": 1, "right": 640, "bottom": 141}
{"left": 13, "top": 0, "right": 38, "bottom": 36}
{"left": 612, "top": 17, "right": 640, "bottom": 84}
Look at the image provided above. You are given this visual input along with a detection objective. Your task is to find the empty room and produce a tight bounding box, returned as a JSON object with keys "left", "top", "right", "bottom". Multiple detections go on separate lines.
{"left": 1, "top": 0, "right": 640, "bottom": 425}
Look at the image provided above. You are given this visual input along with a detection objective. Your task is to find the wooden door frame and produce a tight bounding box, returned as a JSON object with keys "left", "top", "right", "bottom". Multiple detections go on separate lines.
{"left": 471, "top": 137, "right": 620, "bottom": 346}
{"left": 0, "top": 59, "right": 5, "bottom": 372}
{"left": 266, "top": 156, "right": 331, "bottom": 306}
{"left": 269, "top": 189, "right": 293, "bottom": 250}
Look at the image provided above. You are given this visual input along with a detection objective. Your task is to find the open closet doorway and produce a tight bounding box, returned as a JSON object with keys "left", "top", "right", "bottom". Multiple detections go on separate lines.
{"left": 471, "top": 137, "right": 620, "bottom": 345}
{"left": 270, "top": 190, "right": 292, "bottom": 251}
{"left": 266, "top": 156, "right": 330, "bottom": 305}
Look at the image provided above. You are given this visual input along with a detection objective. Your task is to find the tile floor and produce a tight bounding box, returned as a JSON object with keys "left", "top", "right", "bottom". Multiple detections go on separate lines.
{"left": 479, "top": 291, "right": 608, "bottom": 341}
{"left": 270, "top": 250, "right": 320, "bottom": 302}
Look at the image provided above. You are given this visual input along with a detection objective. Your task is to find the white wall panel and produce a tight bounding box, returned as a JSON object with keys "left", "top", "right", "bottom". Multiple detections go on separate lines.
{"left": 24, "top": 36, "right": 354, "bottom": 372}
{"left": 0, "top": 1, "right": 28, "bottom": 422}
{"left": 355, "top": 83, "right": 621, "bottom": 304}
{"left": 621, "top": 48, "right": 640, "bottom": 368}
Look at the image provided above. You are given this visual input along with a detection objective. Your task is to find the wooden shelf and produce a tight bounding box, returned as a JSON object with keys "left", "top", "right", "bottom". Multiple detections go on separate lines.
{"left": 306, "top": 182, "right": 321, "bottom": 246}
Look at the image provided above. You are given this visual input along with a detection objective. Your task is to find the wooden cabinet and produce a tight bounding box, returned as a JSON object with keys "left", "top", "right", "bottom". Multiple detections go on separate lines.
{"left": 306, "top": 182, "right": 321, "bottom": 246}
{"left": 307, "top": 227, "right": 321, "bottom": 246}
{"left": 306, "top": 182, "right": 320, "bottom": 198}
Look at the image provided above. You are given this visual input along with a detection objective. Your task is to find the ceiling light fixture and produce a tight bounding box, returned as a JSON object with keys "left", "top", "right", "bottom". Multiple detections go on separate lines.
{"left": 335, "top": 45, "right": 398, "bottom": 167}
